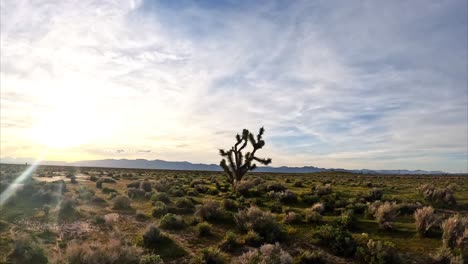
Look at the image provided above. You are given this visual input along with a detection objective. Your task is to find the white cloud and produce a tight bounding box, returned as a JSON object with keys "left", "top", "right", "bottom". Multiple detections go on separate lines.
{"left": 1, "top": 0, "right": 466, "bottom": 172}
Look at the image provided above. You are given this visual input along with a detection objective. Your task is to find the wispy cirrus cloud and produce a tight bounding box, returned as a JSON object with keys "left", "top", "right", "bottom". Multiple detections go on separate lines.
{"left": 1, "top": 0, "right": 466, "bottom": 172}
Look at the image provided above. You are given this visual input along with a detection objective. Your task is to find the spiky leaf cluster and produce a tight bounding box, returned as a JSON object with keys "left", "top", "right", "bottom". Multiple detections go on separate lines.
{"left": 219, "top": 127, "right": 272, "bottom": 188}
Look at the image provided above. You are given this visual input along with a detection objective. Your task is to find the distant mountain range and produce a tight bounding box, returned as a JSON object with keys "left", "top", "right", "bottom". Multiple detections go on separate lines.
{"left": 0, "top": 157, "right": 453, "bottom": 175}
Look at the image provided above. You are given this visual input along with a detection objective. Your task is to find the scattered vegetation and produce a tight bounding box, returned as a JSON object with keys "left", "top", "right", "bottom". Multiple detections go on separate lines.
{"left": 0, "top": 163, "right": 466, "bottom": 264}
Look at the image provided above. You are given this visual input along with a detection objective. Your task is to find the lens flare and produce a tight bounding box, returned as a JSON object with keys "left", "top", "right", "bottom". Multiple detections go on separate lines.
{"left": 0, "top": 152, "right": 47, "bottom": 207}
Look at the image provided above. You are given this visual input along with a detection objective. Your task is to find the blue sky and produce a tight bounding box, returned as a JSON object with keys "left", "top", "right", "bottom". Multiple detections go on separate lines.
{"left": 1, "top": 0, "right": 467, "bottom": 172}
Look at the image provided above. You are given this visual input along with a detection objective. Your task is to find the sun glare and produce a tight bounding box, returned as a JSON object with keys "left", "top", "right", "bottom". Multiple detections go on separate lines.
{"left": 31, "top": 98, "right": 98, "bottom": 149}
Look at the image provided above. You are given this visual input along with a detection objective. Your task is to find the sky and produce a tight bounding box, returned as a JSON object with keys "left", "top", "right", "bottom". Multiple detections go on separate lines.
{"left": 0, "top": 0, "right": 467, "bottom": 172}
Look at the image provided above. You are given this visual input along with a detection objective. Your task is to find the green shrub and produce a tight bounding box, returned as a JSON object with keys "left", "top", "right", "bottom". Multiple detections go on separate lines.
{"left": 315, "top": 225, "right": 356, "bottom": 257}
{"left": 66, "top": 239, "right": 141, "bottom": 264}
{"left": 103, "top": 187, "right": 117, "bottom": 194}
{"left": 175, "top": 197, "right": 195, "bottom": 210}
{"left": 244, "top": 230, "right": 263, "bottom": 247}
{"left": 195, "top": 201, "right": 227, "bottom": 222}
{"left": 283, "top": 211, "right": 303, "bottom": 224}
{"left": 151, "top": 192, "right": 171, "bottom": 204}
{"left": 152, "top": 201, "right": 168, "bottom": 218}
{"left": 160, "top": 213, "right": 185, "bottom": 230}
{"left": 194, "top": 247, "right": 227, "bottom": 264}
{"left": 196, "top": 222, "right": 213, "bottom": 237}
{"left": 236, "top": 243, "right": 292, "bottom": 264}
{"left": 219, "top": 231, "right": 242, "bottom": 252}
{"left": 127, "top": 188, "right": 145, "bottom": 199}
{"left": 235, "top": 206, "right": 286, "bottom": 243}
{"left": 7, "top": 235, "right": 48, "bottom": 264}
{"left": 140, "top": 181, "right": 152, "bottom": 192}
{"left": 355, "top": 239, "right": 401, "bottom": 264}
{"left": 223, "top": 199, "right": 238, "bottom": 211}
{"left": 140, "top": 254, "right": 164, "bottom": 264}
{"left": 267, "top": 183, "right": 288, "bottom": 192}
{"left": 305, "top": 209, "right": 322, "bottom": 224}
{"left": 143, "top": 225, "right": 164, "bottom": 247}
{"left": 334, "top": 210, "right": 356, "bottom": 230}
{"left": 293, "top": 250, "right": 325, "bottom": 264}
{"left": 112, "top": 195, "right": 132, "bottom": 210}
{"left": 270, "top": 201, "right": 283, "bottom": 213}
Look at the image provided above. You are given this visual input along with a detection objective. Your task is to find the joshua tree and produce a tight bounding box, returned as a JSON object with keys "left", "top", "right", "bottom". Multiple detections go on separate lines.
{"left": 219, "top": 127, "right": 272, "bottom": 191}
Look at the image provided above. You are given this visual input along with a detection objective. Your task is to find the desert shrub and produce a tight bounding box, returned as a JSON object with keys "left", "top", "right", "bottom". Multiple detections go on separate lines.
{"left": 127, "top": 180, "right": 141, "bottom": 188}
{"left": 0, "top": 220, "right": 9, "bottom": 231}
{"left": 70, "top": 174, "right": 77, "bottom": 183}
{"left": 399, "top": 202, "right": 423, "bottom": 215}
{"left": 195, "top": 201, "right": 227, "bottom": 222}
{"left": 102, "top": 187, "right": 117, "bottom": 194}
{"left": 196, "top": 222, "right": 213, "bottom": 237}
{"left": 113, "top": 195, "right": 132, "bottom": 210}
{"left": 160, "top": 213, "right": 185, "bottom": 230}
{"left": 348, "top": 202, "right": 368, "bottom": 215}
{"left": 236, "top": 180, "right": 255, "bottom": 196}
{"left": 279, "top": 190, "right": 298, "bottom": 204}
{"left": 169, "top": 187, "right": 185, "bottom": 197}
{"left": 301, "top": 193, "right": 320, "bottom": 205}
{"left": 195, "top": 184, "right": 209, "bottom": 194}
{"left": 143, "top": 225, "right": 164, "bottom": 247}
{"left": 175, "top": 197, "right": 195, "bottom": 210}
{"left": 96, "top": 179, "right": 104, "bottom": 189}
{"left": 154, "top": 179, "right": 171, "bottom": 192}
{"left": 236, "top": 243, "right": 293, "bottom": 264}
{"left": 414, "top": 206, "right": 439, "bottom": 236}
{"left": 244, "top": 230, "right": 263, "bottom": 247}
{"left": 91, "top": 196, "right": 107, "bottom": 204}
{"left": 334, "top": 210, "right": 356, "bottom": 230}
{"left": 441, "top": 214, "right": 468, "bottom": 250}
{"left": 127, "top": 188, "right": 145, "bottom": 199}
{"left": 151, "top": 192, "right": 171, "bottom": 204}
{"left": 102, "top": 177, "right": 117, "bottom": 183}
{"left": 152, "top": 201, "right": 168, "bottom": 218}
{"left": 92, "top": 215, "right": 106, "bottom": 225}
{"left": 78, "top": 186, "right": 95, "bottom": 201}
{"left": 140, "top": 254, "right": 164, "bottom": 264}
{"left": 315, "top": 225, "right": 356, "bottom": 257}
{"left": 190, "top": 179, "right": 205, "bottom": 187}
{"left": 194, "top": 247, "right": 227, "bottom": 264}
{"left": 293, "top": 250, "right": 325, "bottom": 264}
{"left": 89, "top": 175, "right": 98, "bottom": 182}
{"left": 363, "top": 188, "right": 383, "bottom": 202}
{"left": 219, "top": 231, "right": 242, "bottom": 251}
{"left": 7, "top": 235, "right": 48, "bottom": 264}
{"left": 223, "top": 199, "right": 238, "bottom": 211}
{"left": 283, "top": 211, "right": 303, "bottom": 224}
{"left": 59, "top": 196, "right": 79, "bottom": 218}
{"left": 315, "top": 184, "right": 332, "bottom": 196}
{"left": 293, "top": 180, "right": 304, "bottom": 187}
{"left": 66, "top": 239, "right": 141, "bottom": 264}
{"left": 431, "top": 246, "right": 464, "bottom": 264}
{"left": 310, "top": 202, "right": 325, "bottom": 214}
{"left": 305, "top": 209, "right": 322, "bottom": 224}
{"left": 267, "top": 183, "right": 288, "bottom": 192}
{"left": 373, "top": 202, "right": 399, "bottom": 229}
{"left": 419, "top": 184, "right": 456, "bottom": 206}
{"left": 355, "top": 239, "right": 401, "bottom": 264}
{"left": 270, "top": 201, "right": 283, "bottom": 213}
{"left": 136, "top": 211, "right": 149, "bottom": 221}
{"left": 140, "top": 181, "right": 152, "bottom": 192}
{"left": 235, "top": 206, "right": 286, "bottom": 243}
{"left": 367, "top": 201, "right": 382, "bottom": 217}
